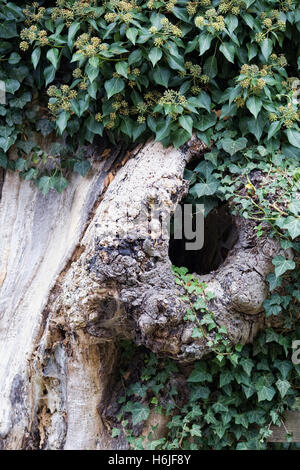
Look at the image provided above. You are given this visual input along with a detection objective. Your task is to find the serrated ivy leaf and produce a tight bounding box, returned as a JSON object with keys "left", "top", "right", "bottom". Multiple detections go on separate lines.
{"left": 46, "top": 48, "right": 60, "bottom": 70}
{"left": 272, "top": 255, "right": 296, "bottom": 277}
{"left": 105, "top": 78, "right": 125, "bottom": 99}
{"left": 220, "top": 42, "right": 235, "bottom": 63}
{"left": 286, "top": 128, "right": 300, "bottom": 148}
{"left": 222, "top": 137, "right": 247, "bottom": 155}
{"left": 246, "top": 96, "right": 262, "bottom": 119}
{"left": 149, "top": 47, "right": 162, "bottom": 67}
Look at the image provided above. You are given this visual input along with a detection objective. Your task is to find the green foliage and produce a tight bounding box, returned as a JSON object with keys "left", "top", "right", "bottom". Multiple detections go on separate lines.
{"left": 172, "top": 266, "right": 235, "bottom": 357}
{"left": 113, "top": 327, "right": 300, "bottom": 450}
{"left": 0, "top": 0, "right": 299, "bottom": 194}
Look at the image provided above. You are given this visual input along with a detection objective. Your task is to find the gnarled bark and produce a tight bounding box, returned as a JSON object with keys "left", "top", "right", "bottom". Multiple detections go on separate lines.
{"left": 0, "top": 139, "right": 284, "bottom": 449}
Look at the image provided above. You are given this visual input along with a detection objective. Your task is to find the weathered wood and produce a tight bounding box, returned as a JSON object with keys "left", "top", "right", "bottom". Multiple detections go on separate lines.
{"left": 0, "top": 138, "right": 289, "bottom": 449}
{"left": 268, "top": 411, "right": 300, "bottom": 442}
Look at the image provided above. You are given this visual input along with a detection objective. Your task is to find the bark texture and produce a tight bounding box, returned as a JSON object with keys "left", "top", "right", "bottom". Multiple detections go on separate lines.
{"left": 0, "top": 139, "right": 284, "bottom": 449}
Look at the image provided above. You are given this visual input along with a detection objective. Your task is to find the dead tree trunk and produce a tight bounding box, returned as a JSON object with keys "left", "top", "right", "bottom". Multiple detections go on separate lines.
{"left": 0, "top": 139, "right": 283, "bottom": 449}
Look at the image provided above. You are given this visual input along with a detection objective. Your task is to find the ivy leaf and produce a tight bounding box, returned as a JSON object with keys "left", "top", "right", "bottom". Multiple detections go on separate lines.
{"left": 187, "top": 363, "right": 212, "bottom": 383}
{"left": 172, "top": 128, "right": 190, "bottom": 148}
{"left": 46, "top": 48, "right": 60, "bottom": 70}
{"left": 115, "top": 61, "right": 128, "bottom": 78}
{"left": 257, "top": 385, "right": 276, "bottom": 402}
{"left": 104, "top": 78, "right": 125, "bottom": 99}
{"left": 44, "top": 65, "right": 56, "bottom": 86}
{"left": 85, "top": 62, "right": 99, "bottom": 83}
{"left": 111, "top": 428, "right": 121, "bottom": 438}
{"left": 194, "top": 113, "right": 217, "bottom": 132}
{"left": 220, "top": 370, "right": 234, "bottom": 387}
{"left": 4, "top": 79, "right": 20, "bottom": 94}
{"left": 190, "top": 424, "right": 202, "bottom": 437}
{"left": 0, "top": 22, "right": 18, "bottom": 39}
{"left": 272, "top": 255, "right": 296, "bottom": 278}
{"left": 188, "top": 91, "right": 211, "bottom": 112}
{"left": 203, "top": 55, "right": 217, "bottom": 78}
{"left": 9, "top": 92, "right": 31, "bottom": 109}
{"left": 126, "top": 27, "right": 139, "bottom": 45}
{"left": 31, "top": 47, "right": 41, "bottom": 70}
{"left": 74, "top": 160, "right": 91, "bottom": 177}
{"left": 286, "top": 129, "right": 300, "bottom": 148}
{"left": 240, "top": 358, "right": 254, "bottom": 376}
{"left": 222, "top": 137, "right": 247, "bottom": 155}
{"left": 261, "top": 38, "right": 273, "bottom": 61}
{"left": 199, "top": 32, "right": 212, "bottom": 56}
{"left": 56, "top": 111, "right": 70, "bottom": 135}
{"left": 179, "top": 115, "right": 193, "bottom": 137}
{"left": 52, "top": 176, "right": 68, "bottom": 193}
{"left": 153, "top": 66, "right": 171, "bottom": 87}
{"left": 68, "top": 22, "right": 80, "bottom": 46}
{"left": 282, "top": 216, "right": 300, "bottom": 239}
{"left": 38, "top": 176, "right": 53, "bottom": 196}
{"left": 190, "top": 178, "right": 219, "bottom": 198}
{"left": 276, "top": 379, "right": 291, "bottom": 398}
{"left": 246, "top": 96, "right": 262, "bottom": 119}
{"left": 289, "top": 200, "right": 300, "bottom": 216}
{"left": 149, "top": 47, "right": 162, "bottom": 67}
{"left": 220, "top": 42, "right": 235, "bottom": 63}
{"left": 130, "top": 403, "right": 150, "bottom": 426}
{"left": 155, "top": 116, "right": 171, "bottom": 142}
{"left": 267, "top": 121, "right": 281, "bottom": 140}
